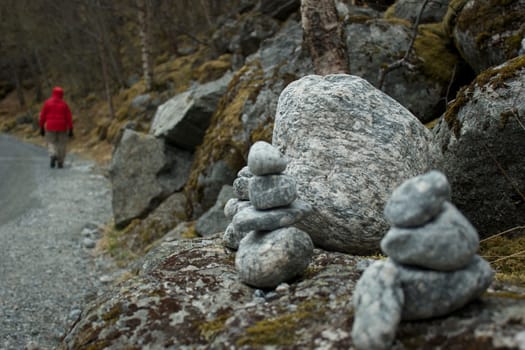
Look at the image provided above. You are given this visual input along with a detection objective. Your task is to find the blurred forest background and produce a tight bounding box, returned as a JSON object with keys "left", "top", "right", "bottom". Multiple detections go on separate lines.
{"left": 0, "top": 0, "right": 248, "bottom": 160}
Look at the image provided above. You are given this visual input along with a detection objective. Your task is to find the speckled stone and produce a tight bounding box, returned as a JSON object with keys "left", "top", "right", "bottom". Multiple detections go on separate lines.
{"left": 247, "top": 141, "right": 288, "bottom": 176}
{"left": 235, "top": 227, "right": 314, "bottom": 288}
{"left": 232, "top": 200, "right": 312, "bottom": 233}
{"left": 352, "top": 259, "right": 404, "bottom": 350}
{"left": 249, "top": 174, "right": 297, "bottom": 209}
{"left": 224, "top": 198, "right": 251, "bottom": 221}
{"left": 222, "top": 223, "right": 250, "bottom": 250}
{"left": 398, "top": 255, "right": 494, "bottom": 320}
{"left": 381, "top": 202, "right": 479, "bottom": 271}
{"left": 384, "top": 170, "right": 451, "bottom": 227}
{"left": 233, "top": 176, "right": 251, "bottom": 200}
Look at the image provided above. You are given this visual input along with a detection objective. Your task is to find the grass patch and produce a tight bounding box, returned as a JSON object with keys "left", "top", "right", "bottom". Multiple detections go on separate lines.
{"left": 480, "top": 226, "right": 525, "bottom": 286}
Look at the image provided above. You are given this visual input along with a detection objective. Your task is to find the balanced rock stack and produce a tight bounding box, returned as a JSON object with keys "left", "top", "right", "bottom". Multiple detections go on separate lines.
{"left": 228, "top": 141, "right": 314, "bottom": 288}
{"left": 351, "top": 170, "right": 494, "bottom": 350}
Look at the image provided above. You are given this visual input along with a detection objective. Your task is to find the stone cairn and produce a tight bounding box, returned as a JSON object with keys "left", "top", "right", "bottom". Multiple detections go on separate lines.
{"left": 223, "top": 141, "right": 314, "bottom": 288}
{"left": 351, "top": 170, "right": 494, "bottom": 350}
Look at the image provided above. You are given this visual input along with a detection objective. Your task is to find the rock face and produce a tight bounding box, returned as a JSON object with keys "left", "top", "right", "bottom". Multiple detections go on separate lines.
{"left": 150, "top": 73, "right": 233, "bottom": 150}
{"left": 273, "top": 74, "right": 438, "bottom": 254}
{"left": 195, "top": 185, "right": 234, "bottom": 237}
{"left": 451, "top": 0, "right": 525, "bottom": 74}
{"left": 109, "top": 129, "right": 192, "bottom": 228}
{"left": 352, "top": 171, "right": 493, "bottom": 350}
{"left": 434, "top": 56, "right": 525, "bottom": 237}
{"left": 60, "top": 234, "right": 523, "bottom": 350}
{"left": 184, "top": 19, "right": 313, "bottom": 218}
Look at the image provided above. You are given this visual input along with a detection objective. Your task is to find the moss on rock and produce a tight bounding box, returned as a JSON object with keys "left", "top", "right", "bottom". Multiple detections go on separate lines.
{"left": 444, "top": 55, "right": 525, "bottom": 137}
{"left": 455, "top": 0, "right": 524, "bottom": 57}
{"left": 236, "top": 299, "right": 327, "bottom": 347}
{"left": 414, "top": 23, "right": 462, "bottom": 84}
{"left": 183, "top": 60, "right": 265, "bottom": 217}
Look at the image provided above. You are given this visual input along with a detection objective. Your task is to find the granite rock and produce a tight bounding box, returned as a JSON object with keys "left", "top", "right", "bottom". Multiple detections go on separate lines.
{"left": 351, "top": 259, "right": 404, "bottom": 350}
{"left": 235, "top": 227, "right": 314, "bottom": 288}
{"left": 384, "top": 170, "right": 451, "bottom": 228}
{"left": 222, "top": 223, "right": 250, "bottom": 250}
{"left": 224, "top": 198, "right": 251, "bottom": 221}
{"left": 247, "top": 140, "right": 288, "bottom": 176}
{"left": 398, "top": 255, "right": 494, "bottom": 320}
{"left": 232, "top": 200, "right": 312, "bottom": 232}
{"left": 249, "top": 174, "right": 297, "bottom": 209}
{"left": 381, "top": 202, "right": 479, "bottom": 271}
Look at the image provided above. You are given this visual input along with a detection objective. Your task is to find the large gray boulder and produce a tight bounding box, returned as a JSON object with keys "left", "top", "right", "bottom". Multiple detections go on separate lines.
{"left": 110, "top": 129, "right": 192, "bottom": 228}
{"left": 150, "top": 73, "right": 233, "bottom": 150}
{"left": 433, "top": 56, "right": 525, "bottom": 237}
{"left": 273, "top": 74, "right": 438, "bottom": 254}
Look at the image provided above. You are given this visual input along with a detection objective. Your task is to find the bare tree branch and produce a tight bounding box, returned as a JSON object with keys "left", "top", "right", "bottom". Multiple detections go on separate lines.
{"left": 377, "top": 0, "right": 431, "bottom": 89}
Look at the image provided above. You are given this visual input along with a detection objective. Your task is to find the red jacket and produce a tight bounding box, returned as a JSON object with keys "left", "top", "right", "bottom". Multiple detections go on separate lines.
{"left": 39, "top": 87, "right": 73, "bottom": 132}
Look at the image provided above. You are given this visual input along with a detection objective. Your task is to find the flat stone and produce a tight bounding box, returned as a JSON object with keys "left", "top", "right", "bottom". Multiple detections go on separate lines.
{"left": 224, "top": 198, "right": 251, "bottom": 220}
{"left": 397, "top": 255, "right": 494, "bottom": 320}
{"left": 384, "top": 170, "right": 451, "bottom": 227}
{"left": 381, "top": 202, "right": 479, "bottom": 271}
{"left": 232, "top": 200, "right": 312, "bottom": 232}
{"left": 247, "top": 141, "right": 288, "bottom": 176}
{"left": 351, "top": 259, "right": 404, "bottom": 350}
{"left": 237, "top": 166, "right": 253, "bottom": 178}
{"left": 249, "top": 174, "right": 297, "bottom": 209}
{"left": 233, "top": 176, "right": 251, "bottom": 200}
{"left": 235, "top": 227, "right": 314, "bottom": 288}
{"left": 222, "top": 223, "right": 249, "bottom": 250}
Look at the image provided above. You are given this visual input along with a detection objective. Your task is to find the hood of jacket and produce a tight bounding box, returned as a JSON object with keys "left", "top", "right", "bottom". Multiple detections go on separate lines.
{"left": 51, "top": 86, "right": 64, "bottom": 99}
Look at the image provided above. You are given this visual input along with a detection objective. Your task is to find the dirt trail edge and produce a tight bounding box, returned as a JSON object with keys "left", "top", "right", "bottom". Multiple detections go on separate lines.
{"left": 0, "top": 133, "right": 119, "bottom": 349}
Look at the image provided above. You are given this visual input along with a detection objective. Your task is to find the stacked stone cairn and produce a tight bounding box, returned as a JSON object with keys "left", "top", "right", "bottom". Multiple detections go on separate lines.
{"left": 223, "top": 141, "right": 314, "bottom": 288}
{"left": 351, "top": 170, "right": 494, "bottom": 350}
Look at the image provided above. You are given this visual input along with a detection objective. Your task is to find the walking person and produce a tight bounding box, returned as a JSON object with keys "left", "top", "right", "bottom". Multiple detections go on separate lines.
{"left": 39, "top": 86, "right": 74, "bottom": 168}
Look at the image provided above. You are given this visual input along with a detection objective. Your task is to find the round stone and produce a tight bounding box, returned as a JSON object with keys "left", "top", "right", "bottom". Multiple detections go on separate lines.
{"left": 235, "top": 227, "right": 314, "bottom": 288}
{"left": 384, "top": 170, "right": 451, "bottom": 227}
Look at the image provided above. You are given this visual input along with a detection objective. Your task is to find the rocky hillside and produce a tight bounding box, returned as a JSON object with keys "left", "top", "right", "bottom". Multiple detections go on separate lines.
{"left": 9, "top": 0, "right": 525, "bottom": 348}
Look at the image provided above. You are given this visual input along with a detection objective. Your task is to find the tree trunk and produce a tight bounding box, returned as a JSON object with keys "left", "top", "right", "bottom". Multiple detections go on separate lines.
{"left": 301, "top": 0, "right": 350, "bottom": 75}
{"left": 137, "top": 0, "right": 154, "bottom": 91}
{"left": 10, "top": 61, "right": 25, "bottom": 107}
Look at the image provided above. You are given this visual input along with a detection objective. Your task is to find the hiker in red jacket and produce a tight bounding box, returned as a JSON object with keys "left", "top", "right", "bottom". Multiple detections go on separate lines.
{"left": 39, "top": 86, "right": 74, "bottom": 168}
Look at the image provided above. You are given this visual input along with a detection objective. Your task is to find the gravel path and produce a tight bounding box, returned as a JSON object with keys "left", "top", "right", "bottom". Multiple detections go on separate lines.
{"left": 0, "top": 134, "right": 119, "bottom": 350}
